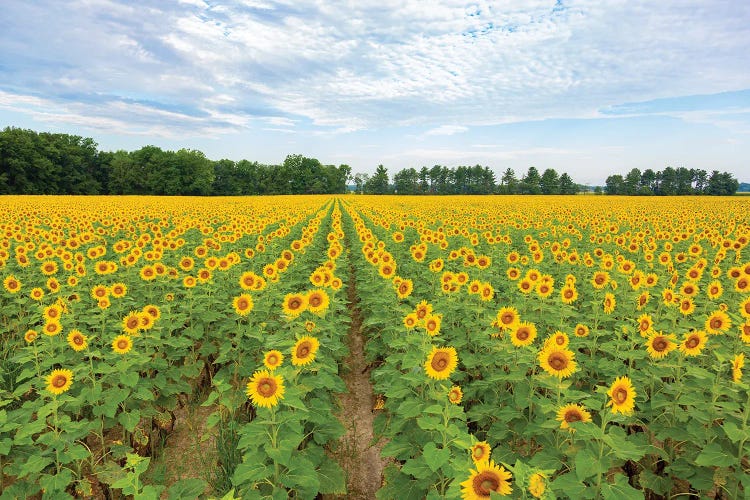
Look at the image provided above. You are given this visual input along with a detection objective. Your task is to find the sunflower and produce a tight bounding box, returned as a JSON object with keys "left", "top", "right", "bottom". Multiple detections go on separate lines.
{"left": 306, "top": 289, "right": 330, "bottom": 314}
{"left": 680, "top": 281, "right": 699, "bottom": 298}
{"left": 282, "top": 293, "right": 307, "bottom": 317}
{"left": 90, "top": 284, "right": 109, "bottom": 301}
{"left": 24, "top": 329, "right": 38, "bottom": 343}
{"left": 246, "top": 369, "right": 285, "bottom": 408}
{"left": 43, "top": 304, "right": 63, "bottom": 323}
{"left": 539, "top": 346, "right": 577, "bottom": 378}
{"left": 557, "top": 403, "right": 592, "bottom": 430}
{"left": 560, "top": 285, "right": 578, "bottom": 304}
{"left": 183, "top": 276, "right": 196, "bottom": 288}
{"left": 3, "top": 275, "right": 21, "bottom": 293}
{"left": 305, "top": 320, "right": 316, "bottom": 332}
{"left": 423, "top": 314, "right": 442, "bottom": 337}
{"left": 67, "top": 329, "right": 88, "bottom": 351}
{"left": 263, "top": 350, "right": 284, "bottom": 370}
{"left": 43, "top": 321, "right": 62, "bottom": 336}
{"left": 591, "top": 271, "right": 609, "bottom": 289}
{"left": 645, "top": 332, "right": 677, "bottom": 359}
{"left": 635, "top": 291, "right": 650, "bottom": 311}
{"left": 706, "top": 280, "right": 723, "bottom": 300}
{"left": 139, "top": 312, "right": 154, "bottom": 331}
{"left": 415, "top": 300, "right": 433, "bottom": 320}
{"left": 110, "top": 282, "right": 127, "bottom": 298}
{"left": 98, "top": 297, "right": 111, "bottom": 310}
{"left": 679, "top": 330, "right": 707, "bottom": 356}
{"left": 123, "top": 311, "right": 142, "bottom": 334}
{"left": 30, "top": 287, "right": 45, "bottom": 301}
{"left": 496, "top": 307, "right": 520, "bottom": 330}
{"left": 740, "top": 297, "right": 750, "bottom": 319}
{"left": 544, "top": 331, "right": 569, "bottom": 349}
{"left": 517, "top": 278, "right": 533, "bottom": 294}
{"left": 403, "top": 312, "right": 419, "bottom": 329}
{"left": 112, "top": 334, "right": 133, "bottom": 354}
{"left": 292, "top": 336, "right": 320, "bottom": 366}
{"left": 678, "top": 297, "right": 695, "bottom": 316}
{"left": 705, "top": 310, "right": 731, "bottom": 335}
{"left": 448, "top": 385, "right": 463, "bottom": 404}
{"left": 528, "top": 473, "right": 547, "bottom": 499}
{"left": 732, "top": 353, "right": 745, "bottom": 383}
{"left": 233, "top": 293, "right": 254, "bottom": 316}
{"left": 636, "top": 314, "right": 653, "bottom": 338}
{"left": 424, "top": 346, "right": 458, "bottom": 380}
{"left": 460, "top": 459, "right": 512, "bottom": 499}
{"left": 603, "top": 293, "right": 616, "bottom": 314}
{"left": 606, "top": 376, "right": 636, "bottom": 415}
{"left": 396, "top": 279, "right": 413, "bottom": 299}
{"left": 574, "top": 324, "right": 589, "bottom": 337}
{"left": 469, "top": 441, "right": 492, "bottom": 463}
{"left": 511, "top": 322, "right": 537, "bottom": 347}
{"left": 662, "top": 288, "right": 676, "bottom": 306}
{"left": 45, "top": 368, "right": 73, "bottom": 395}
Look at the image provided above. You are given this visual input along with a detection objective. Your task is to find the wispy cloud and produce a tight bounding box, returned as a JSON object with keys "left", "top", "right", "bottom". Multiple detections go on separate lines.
{"left": 423, "top": 125, "right": 469, "bottom": 137}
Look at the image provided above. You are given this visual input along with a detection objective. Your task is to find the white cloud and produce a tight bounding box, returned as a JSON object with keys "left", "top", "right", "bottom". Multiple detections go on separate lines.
{"left": 423, "top": 125, "right": 469, "bottom": 136}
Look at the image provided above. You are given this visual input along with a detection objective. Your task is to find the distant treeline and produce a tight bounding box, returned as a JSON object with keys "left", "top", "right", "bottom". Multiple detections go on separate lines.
{"left": 605, "top": 168, "right": 739, "bottom": 196}
{"left": 0, "top": 127, "right": 350, "bottom": 195}
{"left": 356, "top": 165, "right": 584, "bottom": 195}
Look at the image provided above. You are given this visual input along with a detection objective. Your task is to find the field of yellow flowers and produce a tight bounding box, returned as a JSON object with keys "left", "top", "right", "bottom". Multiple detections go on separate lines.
{"left": 1, "top": 194, "right": 749, "bottom": 499}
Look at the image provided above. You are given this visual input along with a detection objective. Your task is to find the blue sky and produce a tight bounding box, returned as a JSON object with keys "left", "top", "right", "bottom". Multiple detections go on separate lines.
{"left": 1, "top": 0, "right": 749, "bottom": 185}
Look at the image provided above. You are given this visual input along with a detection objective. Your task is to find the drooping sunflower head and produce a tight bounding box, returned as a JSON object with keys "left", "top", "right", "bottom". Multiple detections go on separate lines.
{"left": 741, "top": 321, "right": 750, "bottom": 344}
{"left": 424, "top": 346, "right": 458, "bottom": 380}
{"left": 603, "top": 292, "right": 616, "bottom": 314}
{"left": 24, "top": 329, "right": 39, "bottom": 343}
{"left": 246, "top": 369, "right": 285, "bottom": 408}
{"left": 460, "top": 459, "right": 513, "bottom": 499}
{"left": 557, "top": 403, "right": 592, "bottom": 430}
{"left": 292, "top": 336, "right": 320, "bottom": 366}
{"left": 606, "top": 376, "right": 636, "bottom": 415}
{"left": 139, "top": 312, "right": 154, "bottom": 331}
{"left": 45, "top": 368, "right": 73, "bottom": 395}
{"left": 263, "top": 350, "right": 284, "bottom": 371}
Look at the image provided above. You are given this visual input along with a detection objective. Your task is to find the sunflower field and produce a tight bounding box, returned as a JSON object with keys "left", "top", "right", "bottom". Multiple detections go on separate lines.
{"left": 1, "top": 194, "right": 749, "bottom": 499}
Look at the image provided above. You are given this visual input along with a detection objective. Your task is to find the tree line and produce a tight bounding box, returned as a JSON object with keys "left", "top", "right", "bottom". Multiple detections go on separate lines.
{"left": 604, "top": 167, "right": 739, "bottom": 195}
{"left": 354, "top": 165, "right": 584, "bottom": 195}
{"left": 0, "top": 127, "right": 350, "bottom": 195}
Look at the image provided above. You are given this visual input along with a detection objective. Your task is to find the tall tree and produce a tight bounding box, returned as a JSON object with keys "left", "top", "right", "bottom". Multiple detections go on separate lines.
{"left": 540, "top": 168, "right": 560, "bottom": 194}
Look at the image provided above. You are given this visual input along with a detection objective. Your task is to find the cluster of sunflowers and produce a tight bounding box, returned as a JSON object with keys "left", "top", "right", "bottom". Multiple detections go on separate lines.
{"left": 2, "top": 193, "right": 750, "bottom": 499}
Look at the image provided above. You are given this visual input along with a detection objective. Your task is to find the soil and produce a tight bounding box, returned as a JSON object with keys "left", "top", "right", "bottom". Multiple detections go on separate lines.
{"left": 325, "top": 258, "right": 388, "bottom": 499}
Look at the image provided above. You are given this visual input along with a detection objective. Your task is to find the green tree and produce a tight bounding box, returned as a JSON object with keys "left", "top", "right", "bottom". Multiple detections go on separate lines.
{"left": 540, "top": 168, "right": 560, "bottom": 194}
{"left": 366, "top": 164, "right": 390, "bottom": 194}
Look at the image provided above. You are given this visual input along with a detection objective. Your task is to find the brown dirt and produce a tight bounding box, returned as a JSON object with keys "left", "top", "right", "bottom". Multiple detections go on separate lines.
{"left": 325, "top": 260, "right": 387, "bottom": 499}
{"left": 153, "top": 403, "right": 217, "bottom": 498}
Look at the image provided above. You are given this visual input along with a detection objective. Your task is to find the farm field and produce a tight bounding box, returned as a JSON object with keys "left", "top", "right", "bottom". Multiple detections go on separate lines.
{"left": 1, "top": 194, "right": 749, "bottom": 499}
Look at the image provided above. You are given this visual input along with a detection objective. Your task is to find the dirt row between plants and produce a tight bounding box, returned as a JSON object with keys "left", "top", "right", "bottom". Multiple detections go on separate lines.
{"left": 324, "top": 251, "right": 388, "bottom": 499}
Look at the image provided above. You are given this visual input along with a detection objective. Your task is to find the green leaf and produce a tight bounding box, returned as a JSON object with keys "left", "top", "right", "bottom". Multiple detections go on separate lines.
{"left": 121, "top": 371, "right": 140, "bottom": 388}
{"left": 18, "top": 454, "right": 53, "bottom": 478}
{"left": 168, "top": 478, "right": 207, "bottom": 499}
{"left": 416, "top": 415, "right": 441, "bottom": 431}
{"left": 401, "top": 457, "right": 434, "bottom": 479}
{"left": 601, "top": 473, "right": 643, "bottom": 500}
{"left": 574, "top": 449, "right": 602, "bottom": 481}
{"left": 422, "top": 442, "right": 450, "bottom": 473}
{"left": 233, "top": 458, "right": 271, "bottom": 486}
{"left": 694, "top": 442, "right": 736, "bottom": 467}
{"left": 603, "top": 427, "right": 646, "bottom": 461}
{"left": 722, "top": 421, "right": 748, "bottom": 443}
{"left": 317, "top": 459, "right": 346, "bottom": 494}
{"left": 39, "top": 469, "right": 73, "bottom": 495}
{"left": 136, "top": 485, "right": 165, "bottom": 500}
{"left": 118, "top": 409, "right": 141, "bottom": 433}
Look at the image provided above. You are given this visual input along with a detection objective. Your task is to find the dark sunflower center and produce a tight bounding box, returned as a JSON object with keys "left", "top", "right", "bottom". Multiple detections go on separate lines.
{"left": 565, "top": 410, "right": 581, "bottom": 422}
{"left": 128, "top": 318, "right": 139, "bottom": 328}
{"left": 653, "top": 337, "right": 668, "bottom": 352}
{"left": 289, "top": 298, "right": 301, "bottom": 310}
{"left": 555, "top": 336, "right": 565, "bottom": 346}
{"left": 516, "top": 328, "right": 529, "bottom": 341}
{"left": 258, "top": 379, "right": 276, "bottom": 397}
{"left": 686, "top": 336, "right": 700, "bottom": 349}
{"left": 711, "top": 318, "right": 722, "bottom": 329}
{"left": 501, "top": 313, "right": 514, "bottom": 324}
{"left": 614, "top": 388, "right": 628, "bottom": 404}
{"left": 640, "top": 321, "right": 649, "bottom": 331}
{"left": 473, "top": 471, "right": 500, "bottom": 495}
{"left": 549, "top": 352, "right": 567, "bottom": 370}
{"left": 595, "top": 276, "right": 605, "bottom": 284}
{"left": 427, "top": 320, "right": 437, "bottom": 330}
{"left": 238, "top": 299, "right": 248, "bottom": 309}
{"left": 74, "top": 336, "right": 83, "bottom": 345}
{"left": 297, "top": 343, "right": 311, "bottom": 358}
{"left": 564, "top": 290, "right": 573, "bottom": 298}
{"left": 118, "top": 340, "right": 129, "bottom": 349}
{"left": 681, "top": 301, "right": 690, "bottom": 310}
{"left": 309, "top": 296, "right": 321, "bottom": 307}
{"left": 53, "top": 376, "right": 67, "bottom": 388}
{"left": 431, "top": 353, "right": 449, "bottom": 371}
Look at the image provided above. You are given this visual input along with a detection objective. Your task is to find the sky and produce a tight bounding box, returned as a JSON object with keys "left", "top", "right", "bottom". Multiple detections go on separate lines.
{"left": 1, "top": 0, "right": 749, "bottom": 186}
